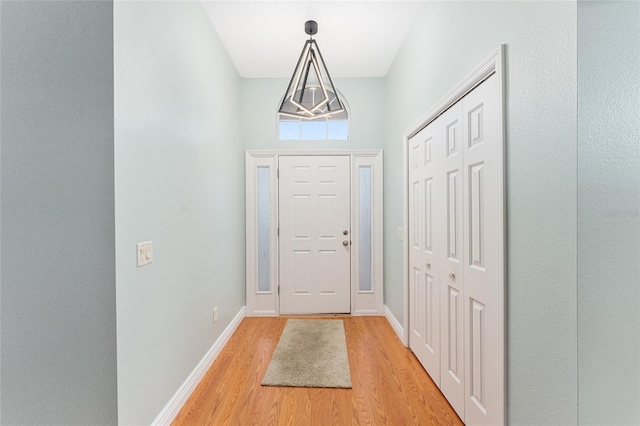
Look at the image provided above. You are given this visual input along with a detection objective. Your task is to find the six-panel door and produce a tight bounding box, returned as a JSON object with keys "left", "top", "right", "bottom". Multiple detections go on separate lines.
{"left": 279, "top": 155, "right": 351, "bottom": 314}
{"left": 409, "top": 118, "right": 443, "bottom": 386}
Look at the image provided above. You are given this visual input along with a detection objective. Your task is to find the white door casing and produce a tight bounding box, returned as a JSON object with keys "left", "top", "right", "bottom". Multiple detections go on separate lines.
{"left": 278, "top": 155, "right": 351, "bottom": 314}
{"left": 351, "top": 153, "right": 385, "bottom": 315}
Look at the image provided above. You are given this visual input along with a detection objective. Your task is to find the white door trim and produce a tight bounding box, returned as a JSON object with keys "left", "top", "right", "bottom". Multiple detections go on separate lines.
{"left": 351, "top": 152, "right": 384, "bottom": 315}
{"left": 245, "top": 150, "right": 384, "bottom": 316}
{"left": 402, "top": 45, "right": 506, "bottom": 424}
{"left": 245, "top": 153, "right": 279, "bottom": 316}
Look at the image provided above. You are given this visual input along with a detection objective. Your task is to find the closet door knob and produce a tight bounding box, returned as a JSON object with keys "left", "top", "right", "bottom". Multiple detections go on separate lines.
{"left": 449, "top": 272, "right": 455, "bottom": 279}
{"left": 426, "top": 263, "right": 431, "bottom": 269}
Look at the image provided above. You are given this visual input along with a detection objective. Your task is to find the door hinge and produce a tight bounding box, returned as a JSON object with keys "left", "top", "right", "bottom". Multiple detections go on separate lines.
{"left": 277, "top": 169, "right": 279, "bottom": 179}
{"left": 277, "top": 285, "right": 280, "bottom": 295}
{"left": 277, "top": 227, "right": 279, "bottom": 237}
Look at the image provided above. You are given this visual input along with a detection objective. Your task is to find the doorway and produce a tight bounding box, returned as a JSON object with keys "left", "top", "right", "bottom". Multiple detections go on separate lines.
{"left": 278, "top": 155, "right": 351, "bottom": 314}
{"left": 245, "top": 151, "right": 383, "bottom": 317}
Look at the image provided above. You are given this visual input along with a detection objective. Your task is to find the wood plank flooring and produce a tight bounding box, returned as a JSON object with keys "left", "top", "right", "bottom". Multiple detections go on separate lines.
{"left": 172, "top": 316, "right": 463, "bottom": 425}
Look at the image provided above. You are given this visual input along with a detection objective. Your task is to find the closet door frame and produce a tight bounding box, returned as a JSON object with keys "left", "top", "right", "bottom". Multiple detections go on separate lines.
{"left": 401, "top": 45, "right": 506, "bottom": 424}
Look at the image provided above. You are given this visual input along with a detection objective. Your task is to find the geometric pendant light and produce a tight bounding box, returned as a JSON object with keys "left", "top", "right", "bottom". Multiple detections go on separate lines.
{"left": 278, "top": 21, "right": 347, "bottom": 120}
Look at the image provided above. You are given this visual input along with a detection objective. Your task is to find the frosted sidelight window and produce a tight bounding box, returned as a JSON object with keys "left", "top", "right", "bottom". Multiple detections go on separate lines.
{"left": 257, "top": 167, "right": 271, "bottom": 292}
{"left": 359, "top": 166, "right": 373, "bottom": 292}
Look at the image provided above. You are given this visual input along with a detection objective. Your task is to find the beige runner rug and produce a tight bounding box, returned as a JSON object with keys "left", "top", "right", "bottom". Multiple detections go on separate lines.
{"left": 261, "top": 319, "right": 352, "bottom": 388}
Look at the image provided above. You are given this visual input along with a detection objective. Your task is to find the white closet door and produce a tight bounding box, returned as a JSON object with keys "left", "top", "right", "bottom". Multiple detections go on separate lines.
{"left": 421, "top": 122, "right": 442, "bottom": 384}
{"left": 407, "top": 59, "right": 504, "bottom": 425}
{"left": 408, "top": 124, "right": 442, "bottom": 385}
{"left": 409, "top": 137, "right": 425, "bottom": 358}
{"left": 462, "top": 74, "right": 502, "bottom": 425}
{"left": 438, "top": 101, "right": 466, "bottom": 419}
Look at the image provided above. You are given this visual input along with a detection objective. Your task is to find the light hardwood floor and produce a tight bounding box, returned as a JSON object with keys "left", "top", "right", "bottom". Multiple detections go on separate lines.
{"left": 173, "top": 316, "right": 463, "bottom": 425}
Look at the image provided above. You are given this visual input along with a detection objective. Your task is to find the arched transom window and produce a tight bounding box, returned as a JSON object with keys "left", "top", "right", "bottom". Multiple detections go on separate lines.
{"left": 277, "top": 89, "right": 350, "bottom": 140}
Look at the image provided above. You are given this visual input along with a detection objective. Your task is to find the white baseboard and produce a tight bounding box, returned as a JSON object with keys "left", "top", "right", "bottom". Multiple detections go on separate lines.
{"left": 152, "top": 306, "right": 246, "bottom": 426}
{"left": 351, "top": 309, "right": 383, "bottom": 316}
{"left": 249, "top": 309, "right": 278, "bottom": 317}
{"left": 384, "top": 305, "right": 405, "bottom": 346}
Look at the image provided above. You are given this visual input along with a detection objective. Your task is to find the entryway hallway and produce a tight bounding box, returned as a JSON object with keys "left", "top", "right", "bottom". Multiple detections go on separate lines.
{"left": 172, "top": 316, "right": 462, "bottom": 425}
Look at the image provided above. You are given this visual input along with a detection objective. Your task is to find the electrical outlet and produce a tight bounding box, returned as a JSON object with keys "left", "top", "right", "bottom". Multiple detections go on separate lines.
{"left": 213, "top": 307, "right": 218, "bottom": 323}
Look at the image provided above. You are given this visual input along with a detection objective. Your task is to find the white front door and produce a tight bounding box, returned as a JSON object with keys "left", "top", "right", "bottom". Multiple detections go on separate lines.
{"left": 279, "top": 155, "right": 351, "bottom": 314}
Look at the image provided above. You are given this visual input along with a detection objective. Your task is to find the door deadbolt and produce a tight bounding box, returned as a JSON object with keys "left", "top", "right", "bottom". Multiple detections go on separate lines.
{"left": 343, "top": 230, "right": 349, "bottom": 235}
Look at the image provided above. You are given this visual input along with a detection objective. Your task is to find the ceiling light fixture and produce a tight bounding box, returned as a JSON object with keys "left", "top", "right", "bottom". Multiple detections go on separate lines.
{"left": 278, "top": 21, "right": 346, "bottom": 120}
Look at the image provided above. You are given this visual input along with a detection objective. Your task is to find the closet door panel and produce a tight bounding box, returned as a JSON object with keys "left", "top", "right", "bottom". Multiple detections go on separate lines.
{"left": 421, "top": 125, "right": 442, "bottom": 384}
{"left": 462, "top": 74, "right": 502, "bottom": 425}
{"left": 438, "top": 102, "right": 465, "bottom": 420}
{"left": 408, "top": 137, "right": 424, "bottom": 359}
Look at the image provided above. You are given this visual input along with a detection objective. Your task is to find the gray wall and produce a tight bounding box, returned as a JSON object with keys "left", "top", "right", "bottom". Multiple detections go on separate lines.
{"left": 114, "top": 2, "right": 244, "bottom": 424}
{"left": 578, "top": 1, "right": 640, "bottom": 424}
{"left": 384, "top": 2, "right": 578, "bottom": 424}
{"left": 241, "top": 78, "right": 385, "bottom": 150}
{"left": 0, "top": 1, "right": 117, "bottom": 424}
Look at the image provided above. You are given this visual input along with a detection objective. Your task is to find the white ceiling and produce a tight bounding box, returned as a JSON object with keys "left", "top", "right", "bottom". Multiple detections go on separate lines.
{"left": 201, "top": 1, "right": 425, "bottom": 78}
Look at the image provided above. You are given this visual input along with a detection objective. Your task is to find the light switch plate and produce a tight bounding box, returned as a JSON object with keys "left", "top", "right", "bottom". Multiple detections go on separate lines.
{"left": 397, "top": 227, "right": 404, "bottom": 240}
{"left": 136, "top": 241, "right": 153, "bottom": 267}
